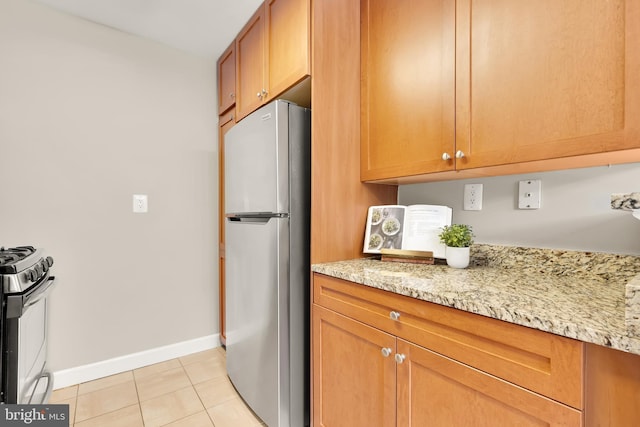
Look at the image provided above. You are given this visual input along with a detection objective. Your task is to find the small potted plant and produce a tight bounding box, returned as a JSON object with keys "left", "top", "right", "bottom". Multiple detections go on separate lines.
{"left": 438, "top": 224, "right": 474, "bottom": 268}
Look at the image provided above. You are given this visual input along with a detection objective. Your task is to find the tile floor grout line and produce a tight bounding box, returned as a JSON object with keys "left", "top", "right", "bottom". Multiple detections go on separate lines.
{"left": 74, "top": 372, "right": 141, "bottom": 426}
{"left": 130, "top": 368, "right": 146, "bottom": 427}
{"left": 188, "top": 374, "right": 218, "bottom": 427}
{"left": 71, "top": 394, "right": 78, "bottom": 427}
{"left": 187, "top": 348, "right": 233, "bottom": 427}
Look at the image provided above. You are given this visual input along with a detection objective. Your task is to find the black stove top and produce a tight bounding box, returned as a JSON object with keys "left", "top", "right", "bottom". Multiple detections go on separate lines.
{"left": 0, "top": 246, "right": 36, "bottom": 262}
{"left": 0, "top": 246, "right": 37, "bottom": 274}
{"left": 0, "top": 247, "right": 54, "bottom": 294}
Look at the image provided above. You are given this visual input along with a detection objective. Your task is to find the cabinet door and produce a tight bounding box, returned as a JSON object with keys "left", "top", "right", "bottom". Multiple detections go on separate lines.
{"left": 313, "top": 305, "right": 396, "bottom": 427}
{"left": 396, "top": 340, "right": 582, "bottom": 427}
{"left": 217, "top": 41, "right": 236, "bottom": 115}
{"left": 218, "top": 110, "right": 235, "bottom": 345}
{"left": 361, "top": 0, "right": 456, "bottom": 181}
{"left": 265, "top": 0, "right": 310, "bottom": 102}
{"left": 456, "top": 0, "right": 640, "bottom": 170}
{"left": 236, "top": 5, "right": 266, "bottom": 121}
{"left": 584, "top": 344, "right": 640, "bottom": 427}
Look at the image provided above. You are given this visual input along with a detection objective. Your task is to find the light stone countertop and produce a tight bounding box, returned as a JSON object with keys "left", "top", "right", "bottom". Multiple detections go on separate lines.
{"left": 311, "top": 244, "right": 640, "bottom": 356}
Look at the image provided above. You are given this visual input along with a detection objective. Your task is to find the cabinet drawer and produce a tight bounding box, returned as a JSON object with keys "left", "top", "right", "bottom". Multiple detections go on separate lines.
{"left": 313, "top": 273, "right": 584, "bottom": 409}
{"left": 397, "top": 339, "right": 582, "bottom": 426}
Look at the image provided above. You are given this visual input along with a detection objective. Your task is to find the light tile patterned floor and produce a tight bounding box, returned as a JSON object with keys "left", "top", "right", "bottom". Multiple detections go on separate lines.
{"left": 49, "top": 347, "right": 265, "bottom": 427}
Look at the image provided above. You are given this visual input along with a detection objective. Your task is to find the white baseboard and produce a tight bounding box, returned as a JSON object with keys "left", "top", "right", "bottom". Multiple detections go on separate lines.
{"left": 52, "top": 334, "right": 221, "bottom": 390}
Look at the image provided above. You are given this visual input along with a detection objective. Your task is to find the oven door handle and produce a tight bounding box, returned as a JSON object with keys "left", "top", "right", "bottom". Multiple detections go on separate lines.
{"left": 24, "top": 276, "right": 56, "bottom": 310}
{"left": 6, "top": 276, "right": 57, "bottom": 319}
{"left": 27, "top": 372, "right": 53, "bottom": 405}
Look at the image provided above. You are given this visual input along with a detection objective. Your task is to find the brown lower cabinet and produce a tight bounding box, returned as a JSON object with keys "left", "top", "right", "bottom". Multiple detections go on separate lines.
{"left": 312, "top": 273, "right": 585, "bottom": 426}
{"left": 313, "top": 306, "right": 581, "bottom": 427}
{"left": 312, "top": 272, "right": 640, "bottom": 426}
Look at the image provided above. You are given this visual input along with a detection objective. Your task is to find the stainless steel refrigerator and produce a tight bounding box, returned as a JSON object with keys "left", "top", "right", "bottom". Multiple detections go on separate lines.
{"left": 224, "top": 99, "right": 310, "bottom": 427}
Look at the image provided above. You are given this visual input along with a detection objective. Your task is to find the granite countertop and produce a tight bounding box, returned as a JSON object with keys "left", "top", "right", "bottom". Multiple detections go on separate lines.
{"left": 311, "top": 244, "right": 640, "bottom": 356}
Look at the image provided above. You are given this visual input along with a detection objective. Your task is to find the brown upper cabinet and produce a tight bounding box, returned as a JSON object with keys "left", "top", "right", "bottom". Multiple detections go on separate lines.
{"left": 236, "top": 6, "right": 266, "bottom": 120}
{"left": 362, "top": 0, "right": 640, "bottom": 184}
{"left": 361, "top": 0, "right": 456, "bottom": 182}
{"left": 235, "top": 0, "right": 310, "bottom": 121}
{"left": 217, "top": 42, "right": 236, "bottom": 115}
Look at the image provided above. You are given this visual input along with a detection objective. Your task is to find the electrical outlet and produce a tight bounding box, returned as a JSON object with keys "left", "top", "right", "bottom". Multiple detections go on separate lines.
{"left": 518, "top": 180, "right": 541, "bottom": 209}
{"left": 133, "top": 194, "right": 148, "bottom": 213}
{"left": 463, "top": 184, "right": 483, "bottom": 211}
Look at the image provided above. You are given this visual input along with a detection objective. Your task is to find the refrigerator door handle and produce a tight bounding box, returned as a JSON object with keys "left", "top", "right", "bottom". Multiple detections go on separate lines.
{"left": 228, "top": 217, "right": 271, "bottom": 224}
{"left": 227, "top": 213, "right": 289, "bottom": 223}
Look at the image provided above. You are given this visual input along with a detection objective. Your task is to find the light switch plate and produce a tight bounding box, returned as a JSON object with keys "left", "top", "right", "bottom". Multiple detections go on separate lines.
{"left": 518, "top": 180, "right": 541, "bottom": 209}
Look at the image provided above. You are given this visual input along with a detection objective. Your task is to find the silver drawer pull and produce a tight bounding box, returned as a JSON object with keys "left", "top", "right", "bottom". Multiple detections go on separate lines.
{"left": 395, "top": 353, "right": 406, "bottom": 364}
{"left": 389, "top": 311, "right": 401, "bottom": 321}
{"left": 381, "top": 347, "right": 392, "bottom": 358}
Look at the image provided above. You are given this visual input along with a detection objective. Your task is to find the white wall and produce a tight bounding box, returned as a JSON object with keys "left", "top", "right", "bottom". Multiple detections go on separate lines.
{"left": 0, "top": 0, "right": 219, "bottom": 373}
{"left": 399, "top": 163, "right": 640, "bottom": 255}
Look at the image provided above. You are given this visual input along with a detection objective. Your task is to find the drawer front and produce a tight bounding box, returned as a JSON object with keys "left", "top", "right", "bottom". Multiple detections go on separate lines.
{"left": 397, "top": 339, "right": 582, "bottom": 427}
{"left": 313, "top": 273, "right": 584, "bottom": 409}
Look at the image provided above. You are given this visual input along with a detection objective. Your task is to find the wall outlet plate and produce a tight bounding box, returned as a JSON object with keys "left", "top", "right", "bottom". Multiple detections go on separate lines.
{"left": 133, "top": 194, "right": 148, "bottom": 213}
{"left": 464, "top": 184, "right": 483, "bottom": 211}
{"left": 518, "top": 180, "right": 541, "bottom": 209}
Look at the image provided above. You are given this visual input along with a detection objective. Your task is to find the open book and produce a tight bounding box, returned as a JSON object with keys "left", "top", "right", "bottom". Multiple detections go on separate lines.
{"left": 363, "top": 205, "right": 452, "bottom": 258}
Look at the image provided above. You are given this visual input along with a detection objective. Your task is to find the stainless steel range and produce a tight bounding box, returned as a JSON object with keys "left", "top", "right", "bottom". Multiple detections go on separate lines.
{"left": 0, "top": 246, "right": 56, "bottom": 404}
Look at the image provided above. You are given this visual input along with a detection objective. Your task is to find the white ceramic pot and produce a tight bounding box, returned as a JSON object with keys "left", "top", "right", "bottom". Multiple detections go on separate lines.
{"left": 445, "top": 246, "right": 470, "bottom": 269}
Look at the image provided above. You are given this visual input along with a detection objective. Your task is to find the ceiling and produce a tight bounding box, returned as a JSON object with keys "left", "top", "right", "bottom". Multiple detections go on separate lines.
{"left": 33, "top": 0, "right": 264, "bottom": 59}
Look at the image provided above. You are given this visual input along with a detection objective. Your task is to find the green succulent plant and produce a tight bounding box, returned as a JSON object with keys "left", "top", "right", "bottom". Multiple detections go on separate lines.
{"left": 438, "top": 224, "right": 474, "bottom": 248}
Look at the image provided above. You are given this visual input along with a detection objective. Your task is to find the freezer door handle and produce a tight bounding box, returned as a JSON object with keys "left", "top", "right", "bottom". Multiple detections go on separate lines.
{"left": 227, "top": 213, "right": 288, "bottom": 222}
{"left": 228, "top": 216, "right": 271, "bottom": 224}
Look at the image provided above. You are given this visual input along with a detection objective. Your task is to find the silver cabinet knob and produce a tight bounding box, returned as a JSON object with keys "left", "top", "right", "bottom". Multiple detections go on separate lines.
{"left": 261, "top": 89, "right": 268, "bottom": 97}
{"left": 442, "top": 152, "right": 451, "bottom": 161}
{"left": 229, "top": 93, "right": 235, "bottom": 99}
{"left": 381, "top": 347, "right": 392, "bottom": 358}
{"left": 455, "top": 150, "right": 465, "bottom": 159}
{"left": 389, "top": 311, "right": 401, "bottom": 321}
{"left": 395, "top": 353, "right": 406, "bottom": 364}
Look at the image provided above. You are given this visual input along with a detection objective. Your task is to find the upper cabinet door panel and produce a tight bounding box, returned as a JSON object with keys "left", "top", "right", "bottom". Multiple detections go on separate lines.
{"left": 235, "top": 0, "right": 310, "bottom": 121}
{"left": 361, "top": 0, "right": 456, "bottom": 181}
{"left": 266, "top": 0, "right": 310, "bottom": 101}
{"left": 236, "top": 6, "right": 266, "bottom": 121}
{"left": 456, "top": 0, "right": 640, "bottom": 170}
{"left": 218, "top": 42, "right": 236, "bottom": 115}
